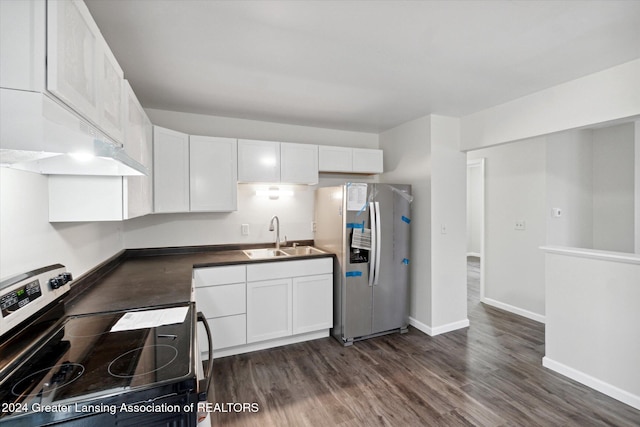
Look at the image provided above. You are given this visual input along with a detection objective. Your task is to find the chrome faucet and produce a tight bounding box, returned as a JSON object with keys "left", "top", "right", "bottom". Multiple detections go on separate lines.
{"left": 269, "top": 215, "right": 287, "bottom": 250}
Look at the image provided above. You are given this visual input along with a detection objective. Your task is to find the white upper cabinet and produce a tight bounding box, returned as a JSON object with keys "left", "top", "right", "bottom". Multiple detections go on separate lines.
{"left": 280, "top": 142, "right": 318, "bottom": 184}
{"left": 47, "top": 0, "right": 100, "bottom": 125}
{"left": 319, "top": 145, "right": 383, "bottom": 174}
{"left": 0, "top": 0, "right": 46, "bottom": 92}
{"left": 319, "top": 145, "right": 352, "bottom": 172}
{"left": 190, "top": 136, "right": 238, "bottom": 212}
{"left": 237, "top": 139, "right": 280, "bottom": 183}
{"left": 153, "top": 126, "right": 190, "bottom": 213}
{"left": 154, "top": 128, "right": 238, "bottom": 214}
{"left": 352, "top": 148, "right": 384, "bottom": 173}
{"left": 238, "top": 139, "right": 319, "bottom": 184}
{"left": 47, "top": 0, "right": 124, "bottom": 142}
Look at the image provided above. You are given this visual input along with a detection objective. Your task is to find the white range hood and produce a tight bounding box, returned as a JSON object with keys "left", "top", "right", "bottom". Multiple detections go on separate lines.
{"left": 0, "top": 88, "right": 147, "bottom": 176}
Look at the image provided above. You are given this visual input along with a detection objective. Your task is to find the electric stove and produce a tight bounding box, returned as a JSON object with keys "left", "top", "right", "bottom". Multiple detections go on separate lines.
{"left": 0, "top": 265, "right": 212, "bottom": 426}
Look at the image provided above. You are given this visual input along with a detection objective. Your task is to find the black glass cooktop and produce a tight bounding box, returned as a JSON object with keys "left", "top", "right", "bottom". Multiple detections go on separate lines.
{"left": 0, "top": 304, "right": 195, "bottom": 418}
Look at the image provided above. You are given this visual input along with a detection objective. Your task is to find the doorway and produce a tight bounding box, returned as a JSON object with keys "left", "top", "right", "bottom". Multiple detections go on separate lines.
{"left": 466, "top": 158, "right": 485, "bottom": 309}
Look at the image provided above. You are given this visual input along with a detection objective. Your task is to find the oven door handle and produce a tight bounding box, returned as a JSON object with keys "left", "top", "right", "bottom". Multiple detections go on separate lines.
{"left": 197, "top": 311, "right": 213, "bottom": 401}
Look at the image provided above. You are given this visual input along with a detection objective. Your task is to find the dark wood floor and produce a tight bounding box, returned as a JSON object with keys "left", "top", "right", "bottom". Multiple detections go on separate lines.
{"left": 211, "top": 257, "right": 640, "bottom": 426}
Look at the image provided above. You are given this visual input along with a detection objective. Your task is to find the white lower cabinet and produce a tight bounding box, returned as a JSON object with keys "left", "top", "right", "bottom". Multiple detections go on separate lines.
{"left": 194, "top": 257, "right": 333, "bottom": 358}
{"left": 246, "top": 278, "right": 292, "bottom": 343}
{"left": 293, "top": 274, "right": 333, "bottom": 334}
{"left": 193, "top": 265, "right": 246, "bottom": 358}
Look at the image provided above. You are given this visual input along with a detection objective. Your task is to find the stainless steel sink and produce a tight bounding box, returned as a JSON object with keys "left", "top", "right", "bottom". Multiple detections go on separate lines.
{"left": 243, "top": 248, "right": 290, "bottom": 259}
{"left": 280, "top": 246, "right": 326, "bottom": 256}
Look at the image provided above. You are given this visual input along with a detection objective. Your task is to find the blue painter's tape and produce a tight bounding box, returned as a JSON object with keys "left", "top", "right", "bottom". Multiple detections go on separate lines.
{"left": 346, "top": 271, "right": 363, "bottom": 277}
{"left": 346, "top": 223, "right": 364, "bottom": 229}
{"left": 402, "top": 258, "right": 410, "bottom": 265}
{"left": 401, "top": 216, "right": 411, "bottom": 224}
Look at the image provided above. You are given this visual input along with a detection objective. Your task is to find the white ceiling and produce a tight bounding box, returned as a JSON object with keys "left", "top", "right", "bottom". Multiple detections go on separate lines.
{"left": 85, "top": 0, "right": 640, "bottom": 133}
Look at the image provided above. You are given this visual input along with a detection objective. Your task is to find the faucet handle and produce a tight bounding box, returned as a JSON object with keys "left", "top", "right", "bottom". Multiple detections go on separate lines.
{"left": 292, "top": 242, "right": 298, "bottom": 248}
{"left": 281, "top": 235, "right": 287, "bottom": 247}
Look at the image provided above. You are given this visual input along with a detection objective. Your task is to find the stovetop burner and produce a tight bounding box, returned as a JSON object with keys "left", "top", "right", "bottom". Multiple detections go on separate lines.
{"left": 11, "top": 362, "right": 84, "bottom": 398}
{"left": 108, "top": 344, "right": 178, "bottom": 378}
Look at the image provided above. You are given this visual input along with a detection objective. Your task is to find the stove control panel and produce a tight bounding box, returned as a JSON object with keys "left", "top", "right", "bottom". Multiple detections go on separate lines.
{"left": 0, "top": 264, "right": 71, "bottom": 337}
{"left": 1, "top": 279, "right": 43, "bottom": 317}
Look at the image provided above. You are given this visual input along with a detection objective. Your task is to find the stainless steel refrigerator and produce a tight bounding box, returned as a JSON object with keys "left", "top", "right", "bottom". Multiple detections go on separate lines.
{"left": 315, "top": 183, "right": 412, "bottom": 345}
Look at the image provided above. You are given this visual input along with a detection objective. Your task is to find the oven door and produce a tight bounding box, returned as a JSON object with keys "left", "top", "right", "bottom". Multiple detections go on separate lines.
{"left": 196, "top": 312, "right": 213, "bottom": 426}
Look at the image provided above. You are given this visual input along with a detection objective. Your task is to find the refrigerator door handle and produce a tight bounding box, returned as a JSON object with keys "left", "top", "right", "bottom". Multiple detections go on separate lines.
{"left": 374, "top": 201, "right": 382, "bottom": 285}
{"left": 368, "top": 201, "right": 376, "bottom": 287}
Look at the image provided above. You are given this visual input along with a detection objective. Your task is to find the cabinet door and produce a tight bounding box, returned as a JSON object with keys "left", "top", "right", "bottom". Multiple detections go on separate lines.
{"left": 352, "top": 148, "right": 383, "bottom": 174}
{"left": 247, "top": 278, "right": 292, "bottom": 343}
{"left": 293, "top": 274, "right": 333, "bottom": 334}
{"left": 97, "top": 42, "right": 124, "bottom": 142}
{"left": 123, "top": 82, "right": 152, "bottom": 219}
{"left": 237, "top": 139, "right": 280, "bottom": 183}
{"left": 153, "top": 126, "right": 190, "bottom": 213}
{"left": 318, "top": 145, "right": 353, "bottom": 172}
{"left": 47, "top": 0, "right": 99, "bottom": 124}
{"left": 0, "top": 0, "right": 46, "bottom": 91}
{"left": 190, "top": 136, "right": 237, "bottom": 212}
{"left": 280, "top": 142, "right": 318, "bottom": 184}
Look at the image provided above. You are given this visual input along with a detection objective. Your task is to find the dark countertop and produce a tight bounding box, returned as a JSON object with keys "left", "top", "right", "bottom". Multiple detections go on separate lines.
{"left": 65, "top": 244, "right": 333, "bottom": 316}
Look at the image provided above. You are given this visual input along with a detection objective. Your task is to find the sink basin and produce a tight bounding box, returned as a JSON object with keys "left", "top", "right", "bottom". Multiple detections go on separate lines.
{"left": 243, "top": 249, "right": 290, "bottom": 259}
{"left": 280, "top": 246, "right": 326, "bottom": 256}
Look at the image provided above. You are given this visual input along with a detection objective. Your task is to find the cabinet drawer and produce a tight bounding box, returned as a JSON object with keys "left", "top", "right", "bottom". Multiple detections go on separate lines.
{"left": 198, "top": 314, "right": 246, "bottom": 352}
{"left": 195, "top": 283, "right": 245, "bottom": 318}
{"left": 247, "top": 258, "right": 332, "bottom": 282}
{"left": 194, "top": 265, "right": 246, "bottom": 287}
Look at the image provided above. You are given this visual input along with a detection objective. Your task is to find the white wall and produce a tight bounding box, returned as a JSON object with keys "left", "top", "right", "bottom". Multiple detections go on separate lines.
{"left": 124, "top": 109, "right": 379, "bottom": 249}
{"left": 461, "top": 59, "right": 640, "bottom": 151}
{"left": 468, "top": 138, "right": 547, "bottom": 321}
{"left": 592, "top": 123, "right": 635, "bottom": 253}
{"left": 380, "top": 115, "right": 467, "bottom": 334}
{"left": 546, "top": 129, "right": 594, "bottom": 248}
{"left": 466, "top": 163, "right": 482, "bottom": 255}
{"left": 430, "top": 116, "right": 468, "bottom": 329}
{"left": 543, "top": 250, "right": 640, "bottom": 410}
{"left": 125, "top": 184, "right": 316, "bottom": 248}
{"left": 379, "top": 116, "right": 432, "bottom": 327}
{"left": 0, "top": 168, "right": 124, "bottom": 280}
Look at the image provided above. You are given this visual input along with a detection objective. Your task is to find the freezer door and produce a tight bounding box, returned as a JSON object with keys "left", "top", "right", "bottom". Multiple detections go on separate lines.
{"left": 341, "top": 184, "right": 374, "bottom": 340}
{"left": 372, "top": 184, "right": 411, "bottom": 334}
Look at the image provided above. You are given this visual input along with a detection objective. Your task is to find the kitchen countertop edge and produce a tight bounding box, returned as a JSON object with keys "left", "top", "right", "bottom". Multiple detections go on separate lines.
{"left": 66, "top": 241, "right": 335, "bottom": 315}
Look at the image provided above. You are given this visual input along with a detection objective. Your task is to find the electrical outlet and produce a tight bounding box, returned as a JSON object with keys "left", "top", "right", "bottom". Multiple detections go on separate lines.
{"left": 311, "top": 221, "right": 317, "bottom": 233}
{"left": 241, "top": 224, "right": 250, "bottom": 236}
{"left": 514, "top": 220, "right": 526, "bottom": 231}
{"left": 551, "top": 208, "right": 562, "bottom": 218}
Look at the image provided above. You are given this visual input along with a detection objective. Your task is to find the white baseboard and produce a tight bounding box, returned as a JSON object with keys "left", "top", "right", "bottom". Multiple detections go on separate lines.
{"left": 543, "top": 357, "right": 640, "bottom": 410}
{"left": 466, "top": 252, "right": 481, "bottom": 258}
{"left": 482, "top": 297, "right": 546, "bottom": 324}
{"left": 409, "top": 317, "right": 470, "bottom": 336}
